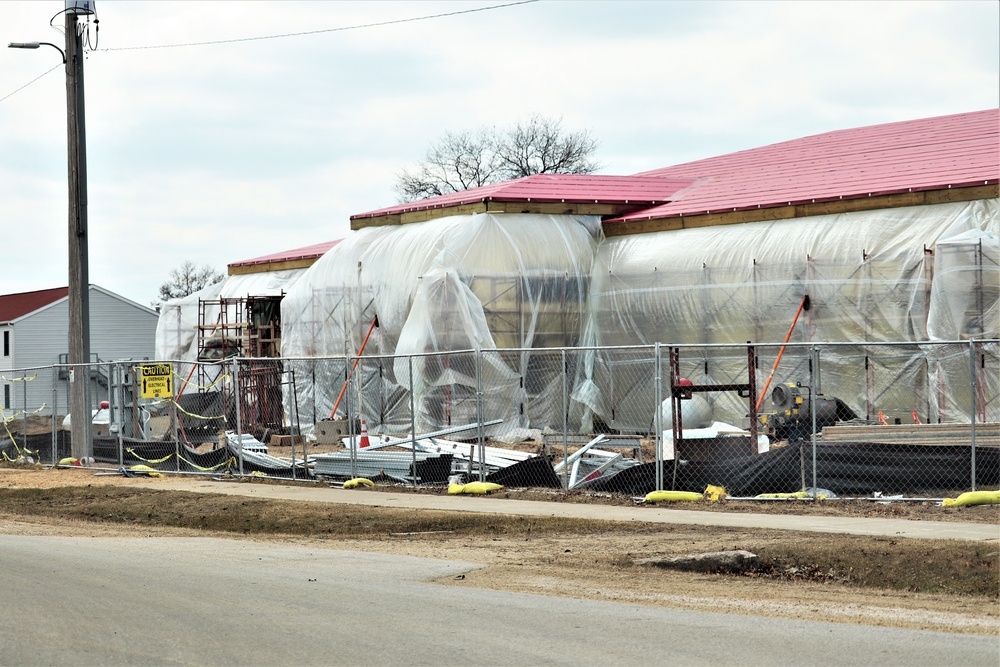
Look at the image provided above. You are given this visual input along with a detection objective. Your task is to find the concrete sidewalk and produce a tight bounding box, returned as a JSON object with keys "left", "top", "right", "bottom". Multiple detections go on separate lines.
{"left": 139, "top": 479, "right": 1000, "bottom": 542}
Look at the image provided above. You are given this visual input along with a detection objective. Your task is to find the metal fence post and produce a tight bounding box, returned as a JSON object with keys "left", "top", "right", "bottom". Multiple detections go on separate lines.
{"left": 345, "top": 348, "right": 356, "bottom": 480}
{"left": 51, "top": 364, "right": 58, "bottom": 464}
{"left": 654, "top": 342, "right": 663, "bottom": 492}
{"left": 290, "top": 368, "right": 302, "bottom": 481}
{"left": 411, "top": 355, "right": 419, "bottom": 487}
{"left": 408, "top": 355, "right": 417, "bottom": 486}
{"left": 969, "top": 340, "right": 977, "bottom": 491}
{"left": 172, "top": 381, "right": 180, "bottom": 473}
{"left": 233, "top": 359, "right": 244, "bottom": 477}
{"left": 561, "top": 348, "right": 569, "bottom": 491}
{"left": 115, "top": 363, "right": 124, "bottom": 468}
{"left": 810, "top": 345, "right": 819, "bottom": 496}
{"left": 21, "top": 375, "right": 27, "bottom": 452}
{"left": 475, "top": 348, "right": 485, "bottom": 483}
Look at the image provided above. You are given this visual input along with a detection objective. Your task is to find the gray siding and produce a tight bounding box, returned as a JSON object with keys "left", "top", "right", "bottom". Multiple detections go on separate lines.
{"left": 6, "top": 286, "right": 158, "bottom": 416}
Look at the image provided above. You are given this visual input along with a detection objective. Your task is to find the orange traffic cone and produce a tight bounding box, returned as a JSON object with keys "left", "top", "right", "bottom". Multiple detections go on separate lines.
{"left": 359, "top": 419, "right": 371, "bottom": 448}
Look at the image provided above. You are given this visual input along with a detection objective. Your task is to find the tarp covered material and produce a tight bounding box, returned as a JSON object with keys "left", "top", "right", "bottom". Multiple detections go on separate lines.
{"left": 587, "top": 443, "right": 1000, "bottom": 497}
{"left": 485, "top": 455, "right": 564, "bottom": 489}
{"left": 575, "top": 199, "right": 1000, "bottom": 433}
{"left": 280, "top": 213, "right": 602, "bottom": 439}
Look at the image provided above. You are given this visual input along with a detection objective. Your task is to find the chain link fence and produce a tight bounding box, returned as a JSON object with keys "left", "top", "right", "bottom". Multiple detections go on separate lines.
{"left": 1, "top": 340, "right": 996, "bottom": 499}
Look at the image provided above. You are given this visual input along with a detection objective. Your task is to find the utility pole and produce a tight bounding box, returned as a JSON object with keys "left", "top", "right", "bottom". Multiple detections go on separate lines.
{"left": 9, "top": 2, "right": 94, "bottom": 459}
{"left": 66, "top": 4, "right": 92, "bottom": 460}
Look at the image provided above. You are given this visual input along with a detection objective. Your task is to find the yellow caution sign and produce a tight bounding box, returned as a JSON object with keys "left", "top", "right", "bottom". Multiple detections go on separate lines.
{"left": 139, "top": 363, "right": 173, "bottom": 398}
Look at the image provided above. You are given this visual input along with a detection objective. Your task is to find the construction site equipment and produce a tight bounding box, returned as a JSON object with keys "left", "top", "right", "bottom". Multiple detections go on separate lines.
{"left": 762, "top": 383, "right": 857, "bottom": 441}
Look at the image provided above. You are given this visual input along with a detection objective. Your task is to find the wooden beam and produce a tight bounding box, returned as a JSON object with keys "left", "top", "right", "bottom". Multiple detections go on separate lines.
{"left": 350, "top": 201, "right": 651, "bottom": 229}
{"left": 227, "top": 258, "right": 320, "bottom": 276}
{"left": 602, "top": 185, "right": 999, "bottom": 237}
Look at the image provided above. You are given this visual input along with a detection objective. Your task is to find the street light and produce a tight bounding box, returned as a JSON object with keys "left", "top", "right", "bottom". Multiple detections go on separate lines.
{"left": 7, "top": 42, "right": 66, "bottom": 61}
{"left": 9, "top": 2, "right": 94, "bottom": 460}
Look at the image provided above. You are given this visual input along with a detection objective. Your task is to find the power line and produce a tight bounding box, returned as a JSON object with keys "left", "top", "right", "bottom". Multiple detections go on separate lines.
{"left": 1, "top": 1, "right": 537, "bottom": 105}
{"left": 0, "top": 64, "right": 62, "bottom": 105}
{"left": 97, "top": 1, "right": 538, "bottom": 51}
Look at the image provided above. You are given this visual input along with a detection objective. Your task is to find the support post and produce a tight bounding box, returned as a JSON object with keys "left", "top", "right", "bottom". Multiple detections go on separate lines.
{"left": 654, "top": 343, "right": 663, "bottom": 492}
{"left": 969, "top": 340, "right": 978, "bottom": 491}
{"left": 66, "top": 9, "right": 92, "bottom": 461}
{"left": 233, "top": 360, "right": 244, "bottom": 476}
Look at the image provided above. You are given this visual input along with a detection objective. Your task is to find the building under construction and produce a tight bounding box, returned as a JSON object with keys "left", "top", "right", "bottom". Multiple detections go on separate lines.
{"left": 156, "top": 110, "right": 999, "bottom": 442}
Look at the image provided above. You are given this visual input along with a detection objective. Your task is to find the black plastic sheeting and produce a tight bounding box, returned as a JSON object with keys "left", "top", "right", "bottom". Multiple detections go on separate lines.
{"left": 0, "top": 431, "right": 72, "bottom": 463}
{"left": 588, "top": 443, "right": 1000, "bottom": 496}
{"left": 486, "top": 455, "right": 563, "bottom": 489}
{"left": 411, "top": 454, "right": 455, "bottom": 484}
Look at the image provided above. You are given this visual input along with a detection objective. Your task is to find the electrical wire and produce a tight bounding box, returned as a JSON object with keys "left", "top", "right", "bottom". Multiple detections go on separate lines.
{"left": 0, "top": 63, "right": 62, "bottom": 105}
{"left": 96, "top": 0, "right": 537, "bottom": 51}
{"left": 1, "top": 1, "right": 535, "bottom": 104}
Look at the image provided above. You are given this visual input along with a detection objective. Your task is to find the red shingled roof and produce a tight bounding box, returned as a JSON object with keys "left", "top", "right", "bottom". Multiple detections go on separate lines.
{"left": 229, "top": 240, "right": 341, "bottom": 269}
{"left": 608, "top": 108, "right": 999, "bottom": 223}
{"left": 351, "top": 174, "right": 695, "bottom": 220}
{"left": 0, "top": 287, "right": 68, "bottom": 323}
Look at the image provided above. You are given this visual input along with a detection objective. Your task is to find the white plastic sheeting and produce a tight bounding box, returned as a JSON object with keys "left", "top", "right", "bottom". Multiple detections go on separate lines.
{"left": 279, "top": 213, "right": 601, "bottom": 439}
{"left": 154, "top": 281, "right": 224, "bottom": 362}
{"left": 575, "top": 199, "right": 999, "bottom": 432}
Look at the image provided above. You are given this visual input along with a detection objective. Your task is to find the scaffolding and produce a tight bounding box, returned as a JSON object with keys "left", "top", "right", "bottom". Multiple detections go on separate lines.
{"left": 193, "top": 294, "right": 286, "bottom": 440}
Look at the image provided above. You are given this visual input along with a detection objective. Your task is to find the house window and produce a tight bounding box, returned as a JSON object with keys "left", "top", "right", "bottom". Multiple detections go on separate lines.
{"left": 3, "top": 385, "right": 9, "bottom": 410}
{"left": 2, "top": 331, "right": 8, "bottom": 357}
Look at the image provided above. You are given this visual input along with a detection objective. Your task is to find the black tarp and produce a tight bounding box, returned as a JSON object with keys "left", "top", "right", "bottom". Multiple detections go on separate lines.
{"left": 588, "top": 443, "right": 1000, "bottom": 496}
{"left": 486, "top": 455, "right": 563, "bottom": 489}
{"left": 411, "top": 454, "right": 454, "bottom": 484}
{"left": 0, "top": 431, "right": 71, "bottom": 463}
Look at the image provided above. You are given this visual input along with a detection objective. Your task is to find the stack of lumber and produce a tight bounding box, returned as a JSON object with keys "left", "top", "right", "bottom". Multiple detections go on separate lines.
{"left": 820, "top": 422, "right": 999, "bottom": 447}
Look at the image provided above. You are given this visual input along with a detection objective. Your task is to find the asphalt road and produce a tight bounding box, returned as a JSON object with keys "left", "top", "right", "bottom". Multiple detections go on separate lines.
{"left": 2, "top": 534, "right": 996, "bottom": 666}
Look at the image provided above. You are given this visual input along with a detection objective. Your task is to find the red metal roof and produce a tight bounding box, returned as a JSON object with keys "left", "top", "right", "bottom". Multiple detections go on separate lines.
{"left": 228, "top": 240, "right": 341, "bottom": 269}
{"left": 608, "top": 108, "right": 1000, "bottom": 223}
{"left": 0, "top": 287, "right": 68, "bottom": 323}
{"left": 351, "top": 174, "right": 695, "bottom": 220}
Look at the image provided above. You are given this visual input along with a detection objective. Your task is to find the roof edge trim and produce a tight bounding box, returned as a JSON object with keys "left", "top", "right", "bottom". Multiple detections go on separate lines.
{"left": 602, "top": 184, "right": 999, "bottom": 237}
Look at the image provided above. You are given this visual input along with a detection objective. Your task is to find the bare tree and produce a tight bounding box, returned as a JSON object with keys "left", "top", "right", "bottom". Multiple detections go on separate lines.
{"left": 155, "top": 260, "right": 224, "bottom": 306}
{"left": 394, "top": 115, "right": 600, "bottom": 202}
{"left": 495, "top": 115, "right": 600, "bottom": 178}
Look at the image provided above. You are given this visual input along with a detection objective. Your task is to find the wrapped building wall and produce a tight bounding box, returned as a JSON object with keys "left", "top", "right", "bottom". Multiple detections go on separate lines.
{"left": 576, "top": 199, "right": 999, "bottom": 432}
{"left": 280, "top": 213, "right": 601, "bottom": 439}
{"left": 154, "top": 199, "right": 997, "bottom": 439}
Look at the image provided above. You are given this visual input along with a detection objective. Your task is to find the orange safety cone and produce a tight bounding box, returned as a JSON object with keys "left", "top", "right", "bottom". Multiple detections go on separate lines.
{"left": 359, "top": 419, "right": 371, "bottom": 449}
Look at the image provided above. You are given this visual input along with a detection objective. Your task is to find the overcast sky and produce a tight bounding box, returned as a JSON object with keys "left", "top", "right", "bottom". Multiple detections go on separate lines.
{"left": 1, "top": 0, "right": 997, "bottom": 308}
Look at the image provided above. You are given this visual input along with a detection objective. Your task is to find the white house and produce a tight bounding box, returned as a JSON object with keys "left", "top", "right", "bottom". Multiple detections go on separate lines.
{"left": 0, "top": 285, "right": 158, "bottom": 416}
